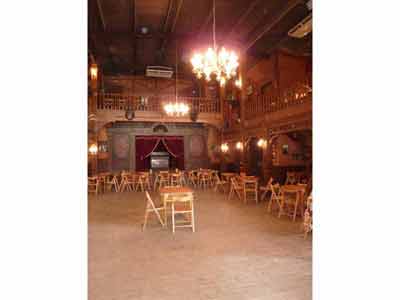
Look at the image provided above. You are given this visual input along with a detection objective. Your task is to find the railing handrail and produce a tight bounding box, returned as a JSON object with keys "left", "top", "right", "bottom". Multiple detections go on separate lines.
{"left": 244, "top": 79, "right": 312, "bottom": 119}
{"left": 96, "top": 93, "right": 221, "bottom": 114}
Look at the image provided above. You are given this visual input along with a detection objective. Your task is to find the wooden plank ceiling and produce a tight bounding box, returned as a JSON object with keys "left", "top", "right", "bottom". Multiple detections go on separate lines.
{"left": 89, "top": 0, "right": 312, "bottom": 76}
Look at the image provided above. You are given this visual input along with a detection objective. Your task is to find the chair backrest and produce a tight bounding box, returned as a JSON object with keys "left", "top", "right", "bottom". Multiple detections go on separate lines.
{"left": 286, "top": 172, "right": 297, "bottom": 184}
{"left": 171, "top": 193, "right": 193, "bottom": 203}
{"left": 231, "top": 177, "right": 241, "bottom": 189}
{"left": 270, "top": 183, "right": 281, "bottom": 197}
{"left": 88, "top": 176, "right": 98, "bottom": 184}
{"left": 244, "top": 179, "right": 258, "bottom": 190}
{"left": 215, "top": 173, "right": 222, "bottom": 183}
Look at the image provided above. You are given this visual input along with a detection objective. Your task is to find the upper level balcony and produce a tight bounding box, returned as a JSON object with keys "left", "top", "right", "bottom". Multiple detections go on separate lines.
{"left": 244, "top": 80, "right": 312, "bottom": 127}
{"left": 94, "top": 93, "right": 222, "bottom": 127}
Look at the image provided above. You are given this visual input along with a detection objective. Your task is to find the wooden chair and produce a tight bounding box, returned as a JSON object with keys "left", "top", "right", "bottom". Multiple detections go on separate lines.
{"left": 214, "top": 173, "right": 228, "bottom": 193}
{"left": 278, "top": 188, "right": 303, "bottom": 221}
{"left": 170, "top": 173, "right": 182, "bottom": 187}
{"left": 170, "top": 194, "right": 195, "bottom": 233}
{"left": 243, "top": 179, "right": 258, "bottom": 204}
{"left": 188, "top": 170, "right": 198, "bottom": 188}
{"left": 159, "top": 171, "right": 170, "bottom": 189}
{"left": 210, "top": 170, "right": 219, "bottom": 187}
{"left": 260, "top": 177, "right": 274, "bottom": 202}
{"left": 120, "top": 173, "right": 136, "bottom": 192}
{"left": 267, "top": 183, "right": 282, "bottom": 213}
{"left": 285, "top": 172, "right": 297, "bottom": 185}
{"left": 228, "top": 177, "right": 244, "bottom": 201}
{"left": 143, "top": 191, "right": 165, "bottom": 230}
{"left": 303, "top": 193, "right": 313, "bottom": 239}
{"left": 199, "top": 171, "right": 212, "bottom": 189}
{"left": 136, "top": 173, "right": 151, "bottom": 191}
{"left": 105, "top": 174, "right": 119, "bottom": 192}
{"left": 97, "top": 174, "right": 107, "bottom": 193}
{"left": 88, "top": 176, "right": 100, "bottom": 195}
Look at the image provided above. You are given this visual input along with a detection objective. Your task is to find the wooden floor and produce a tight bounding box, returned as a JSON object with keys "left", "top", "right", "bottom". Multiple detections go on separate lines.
{"left": 89, "top": 189, "right": 312, "bottom": 300}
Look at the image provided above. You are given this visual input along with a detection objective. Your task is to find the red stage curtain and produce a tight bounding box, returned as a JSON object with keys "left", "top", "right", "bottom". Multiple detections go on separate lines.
{"left": 135, "top": 136, "right": 185, "bottom": 171}
{"left": 163, "top": 137, "right": 185, "bottom": 170}
{"left": 135, "top": 137, "right": 161, "bottom": 171}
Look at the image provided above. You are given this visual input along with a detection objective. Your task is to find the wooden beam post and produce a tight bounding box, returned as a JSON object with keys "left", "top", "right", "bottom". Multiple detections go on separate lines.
{"left": 242, "top": 0, "right": 302, "bottom": 52}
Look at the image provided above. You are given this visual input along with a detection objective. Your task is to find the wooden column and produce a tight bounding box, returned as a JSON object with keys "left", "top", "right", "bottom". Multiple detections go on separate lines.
{"left": 238, "top": 54, "right": 247, "bottom": 172}
{"left": 88, "top": 65, "right": 99, "bottom": 175}
{"left": 219, "top": 82, "right": 226, "bottom": 117}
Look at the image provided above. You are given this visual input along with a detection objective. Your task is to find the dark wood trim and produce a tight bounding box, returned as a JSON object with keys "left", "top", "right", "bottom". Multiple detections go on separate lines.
{"left": 243, "top": 0, "right": 302, "bottom": 52}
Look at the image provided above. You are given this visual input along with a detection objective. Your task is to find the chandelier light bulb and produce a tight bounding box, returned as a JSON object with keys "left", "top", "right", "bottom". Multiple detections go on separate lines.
{"left": 257, "top": 138, "right": 268, "bottom": 148}
{"left": 221, "top": 143, "right": 229, "bottom": 153}
{"left": 235, "top": 78, "right": 242, "bottom": 88}
{"left": 236, "top": 141, "right": 243, "bottom": 151}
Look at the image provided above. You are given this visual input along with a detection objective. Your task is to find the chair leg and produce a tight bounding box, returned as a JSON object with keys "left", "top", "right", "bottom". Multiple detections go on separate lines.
{"left": 191, "top": 201, "right": 195, "bottom": 232}
{"left": 278, "top": 198, "right": 284, "bottom": 218}
{"left": 172, "top": 203, "right": 175, "bottom": 234}
{"left": 293, "top": 194, "right": 299, "bottom": 222}
{"left": 143, "top": 209, "right": 148, "bottom": 231}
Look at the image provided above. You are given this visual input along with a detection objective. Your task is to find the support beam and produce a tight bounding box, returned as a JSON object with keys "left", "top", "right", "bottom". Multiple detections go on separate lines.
{"left": 91, "top": 31, "right": 198, "bottom": 40}
{"left": 225, "top": 0, "right": 262, "bottom": 42}
{"left": 96, "top": 0, "right": 106, "bottom": 31}
{"left": 162, "top": 0, "right": 174, "bottom": 34}
{"left": 242, "top": 0, "right": 302, "bottom": 52}
{"left": 198, "top": 4, "right": 213, "bottom": 34}
{"left": 160, "top": 0, "right": 184, "bottom": 55}
{"left": 130, "top": 0, "right": 136, "bottom": 72}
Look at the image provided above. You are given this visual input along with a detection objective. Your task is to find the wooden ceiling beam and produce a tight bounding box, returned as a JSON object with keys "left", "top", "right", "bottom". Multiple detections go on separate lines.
{"left": 160, "top": 0, "right": 184, "bottom": 55}
{"left": 242, "top": 0, "right": 302, "bottom": 52}
{"left": 90, "top": 31, "right": 198, "bottom": 40}
{"left": 161, "top": 0, "right": 174, "bottom": 34}
{"left": 198, "top": 4, "right": 213, "bottom": 34}
{"left": 225, "top": 0, "right": 262, "bottom": 41}
{"left": 96, "top": 0, "right": 106, "bottom": 31}
{"left": 131, "top": 0, "right": 136, "bottom": 72}
{"left": 170, "top": 0, "right": 184, "bottom": 34}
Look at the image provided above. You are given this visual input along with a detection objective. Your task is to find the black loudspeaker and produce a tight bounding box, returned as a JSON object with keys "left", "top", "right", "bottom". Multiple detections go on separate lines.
{"left": 190, "top": 111, "right": 198, "bottom": 122}
{"left": 125, "top": 109, "right": 135, "bottom": 120}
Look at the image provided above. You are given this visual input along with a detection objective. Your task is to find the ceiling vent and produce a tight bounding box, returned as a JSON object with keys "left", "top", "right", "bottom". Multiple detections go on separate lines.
{"left": 288, "top": 14, "right": 312, "bottom": 38}
{"left": 146, "top": 66, "right": 173, "bottom": 78}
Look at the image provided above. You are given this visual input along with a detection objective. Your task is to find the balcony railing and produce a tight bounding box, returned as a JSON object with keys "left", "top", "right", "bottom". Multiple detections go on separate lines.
{"left": 245, "top": 80, "right": 312, "bottom": 120}
{"left": 97, "top": 93, "right": 220, "bottom": 114}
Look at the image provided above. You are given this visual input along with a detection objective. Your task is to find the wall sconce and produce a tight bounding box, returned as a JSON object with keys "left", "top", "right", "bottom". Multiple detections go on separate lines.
{"left": 89, "top": 144, "right": 98, "bottom": 155}
{"left": 236, "top": 141, "right": 243, "bottom": 151}
{"left": 221, "top": 143, "right": 229, "bottom": 153}
{"left": 257, "top": 138, "right": 268, "bottom": 148}
{"left": 90, "top": 64, "right": 98, "bottom": 80}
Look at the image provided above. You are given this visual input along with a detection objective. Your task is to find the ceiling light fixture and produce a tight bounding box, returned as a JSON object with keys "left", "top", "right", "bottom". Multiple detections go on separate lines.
{"left": 190, "top": 0, "right": 239, "bottom": 86}
{"left": 164, "top": 43, "right": 189, "bottom": 117}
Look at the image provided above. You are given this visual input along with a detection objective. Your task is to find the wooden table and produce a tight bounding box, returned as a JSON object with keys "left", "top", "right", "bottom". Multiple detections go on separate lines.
{"left": 221, "top": 172, "right": 237, "bottom": 182}
{"left": 280, "top": 184, "right": 307, "bottom": 221}
{"left": 160, "top": 187, "right": 194, "bottom": 224}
